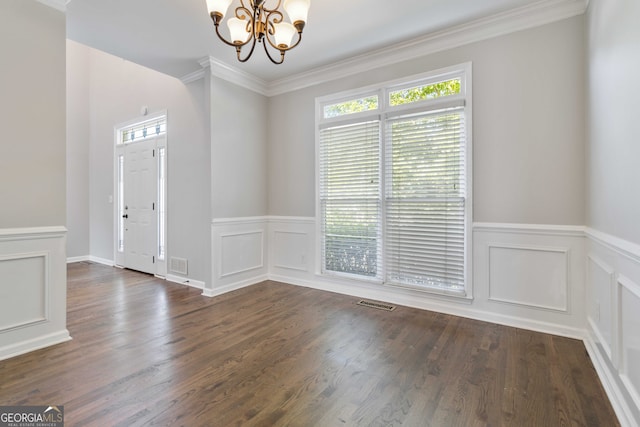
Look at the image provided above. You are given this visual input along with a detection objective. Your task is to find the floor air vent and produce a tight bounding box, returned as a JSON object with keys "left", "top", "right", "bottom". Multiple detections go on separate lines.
{"left": 356, "top": 299, "right": 396, "bottom": 311}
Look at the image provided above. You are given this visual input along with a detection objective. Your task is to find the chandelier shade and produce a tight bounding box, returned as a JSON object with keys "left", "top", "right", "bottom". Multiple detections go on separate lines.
{"left": 206, "top": 0, "right": 310, "bottom": 64}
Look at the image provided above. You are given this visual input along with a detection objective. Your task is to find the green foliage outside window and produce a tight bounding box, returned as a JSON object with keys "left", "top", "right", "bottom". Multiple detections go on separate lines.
{"left": 323, "top": 96, "right": 378, "bottom": 118}
{"left": 389, "top": 78, "right": 461, "bottom": 106}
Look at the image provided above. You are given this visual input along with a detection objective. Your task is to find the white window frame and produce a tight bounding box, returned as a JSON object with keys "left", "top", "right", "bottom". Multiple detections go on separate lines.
{"left": 315, "top": 63, "right": 473, "bottom": 299}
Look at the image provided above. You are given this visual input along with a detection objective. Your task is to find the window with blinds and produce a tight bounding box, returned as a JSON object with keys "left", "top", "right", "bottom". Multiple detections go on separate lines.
{"left": 317, "top": 64, "right": 471, "bottom": 296}
{"left": 320, "top": 120, "right": 381, "bottom": 278}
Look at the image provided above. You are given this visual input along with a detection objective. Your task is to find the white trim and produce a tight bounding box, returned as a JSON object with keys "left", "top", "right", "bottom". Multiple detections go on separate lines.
{"left": 584, "top": 337, "right": 637, "bottom": 427}
{"left": 0, "top": 226, "right": 67, "bottom": 239}
{"left": 487, "top": 243, "right": 570, "bottom": 313}
{"left": 268, "top": 216, "right": 315, "bottom": 225}
{"left": 180, "top": 69, "right": 205, "bottom": 84}
{"left": 212, "top": 216, "right": 269, "bottom": 226}
{"left": 272, "top": 230, "right": 309, "bottom": 272}
{"left": 200, "top": 57, "right": 269, "bottom": 96}
{"left": 36, "top": 0, "right": 67, "bottom": 12}
{"left": 0, "top": 227, "right": 70, "bottom": 361}
{"left": 0, "top": 331, "right": 71, "bottom": 362}
{"left": 189, "top": 0, "right": 586, "bottom": 96}
{"left": 219, "top": 230, "right": 265, "bottom": 278}
{"left": 618, "top": 274, "right": 640, "bottom": 300}
{"left": 202, "top": 274, "right": 268, "bottom": 298}
{"left": 266, "top": 0, "right": 587, "bottom": 96}
{"left": 588, "top": 316, "right": 613, "bottom": 363}
{"left": 0, "top": 251, "right": 50, "bottom": 332}
{"left": 67, "top": 255, "right": 90, "bottom": 264}
{"left": 474, "top": 222, "right": 586, "bottom": 236}
{"left": 269, "top": 273, "right": 585, "bottom": 340}
{"left": 586, "top": 227, "right": 640, "bottom": 264}
{"left": 586, "top": 254, "right": 615, "bottom": 361}
{"left": 165, "top": 274, "right": 205, "bottom": 290}
{"left": 89, "top": 256, "right": 114, "bottom": 267}
{"left": 585, "top": 229, "right": 640, "bottom": 426}
{"left": 620, "top": 373, "right": 640, "bottom": 424}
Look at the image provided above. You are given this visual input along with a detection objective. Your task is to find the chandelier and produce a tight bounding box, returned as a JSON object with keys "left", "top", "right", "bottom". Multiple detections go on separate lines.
{"left": 206, "top": 0, "right": 310, "bottom": 64}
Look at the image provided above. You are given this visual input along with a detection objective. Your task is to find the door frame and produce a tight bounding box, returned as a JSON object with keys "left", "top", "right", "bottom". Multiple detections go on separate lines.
{"left": 113, "top": 110, "right": 168, "bottom": 277}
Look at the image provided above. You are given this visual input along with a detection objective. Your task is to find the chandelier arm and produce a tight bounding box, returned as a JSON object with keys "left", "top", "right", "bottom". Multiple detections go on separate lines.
{"left": 237, "top": 36, "right": 259, "bottom": 62}
{"left": 262, "top": 40, "right": 285, "bottom": 64}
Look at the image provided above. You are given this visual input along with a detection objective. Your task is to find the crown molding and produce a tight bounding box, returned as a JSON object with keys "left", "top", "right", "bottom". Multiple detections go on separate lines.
{"left": 185, "top": 0, "right": 587, "bottom": 96}
{"left": 266, "top": 0, "right": 588, "bottom": 96}
{"left": 180, "top": 68, "right": 205, "bottom": 85}
{"left": 198, "top": 56, "right": 269, "bottom": 96}
{"left": 36, "top": 0, "right": 68, "bottom": 12}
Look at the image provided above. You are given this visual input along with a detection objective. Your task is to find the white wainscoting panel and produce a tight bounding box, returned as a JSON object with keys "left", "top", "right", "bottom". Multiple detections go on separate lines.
{"left": 267, "top": 220, "right": 586, "bottom": 338}
{"left": 587, "top": 255, "right": 615, "bottom": 360}
{"left": 488, "top": 244, "right": 568, "bottom": 312}
{"left": 0, "top": 254, "right": 47, "bottom": 331}
{"left": 272, "top": 231, "right": 308, "bottom": 271}
{"left": 268, "top": 217, "right": 316, "bottom": 278}
{"left": 220, "top": 231, "right": 264, "bottom": 277}
{"left": 0, "top": 227, "right": 71, "bottom": 361}
{"left": 207, "top": 217, "right": 268, "bottom": 297}
{"left": 619, "top": 276, "right": 640, "bottom": 413}
{"left": 473, "top": 223, "right": 585, "bottom": 336}
{"left": 585, "top": 228, "right": 640, "bottom": 427}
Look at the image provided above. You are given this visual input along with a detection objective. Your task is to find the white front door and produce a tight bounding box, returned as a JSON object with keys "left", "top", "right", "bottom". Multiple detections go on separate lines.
{"left": 121, "top": 138, "right": 157, "bottom": 274}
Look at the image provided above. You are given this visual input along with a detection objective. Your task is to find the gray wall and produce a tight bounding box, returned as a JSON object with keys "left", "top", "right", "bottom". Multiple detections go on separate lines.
{"left": 0, "top": 1, "right": 66, "bottom": 229}
{"left": 268, "top": 16, "right": 586, "bottom": 226}
{"left": 210, "top": 76, "right": 268, "bottom": 219}
{"left": 67, "top": 40, "right": 90, "bottom": 257}
{"left": 66, "top": 42, "right": 210, "bottom": 282}
{"left": 587, "top": 0, "right": 640, "bottom": 245}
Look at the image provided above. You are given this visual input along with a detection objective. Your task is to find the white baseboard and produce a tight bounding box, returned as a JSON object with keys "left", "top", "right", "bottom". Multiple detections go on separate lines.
{"left": 202, "top": 274, "right": 268, "bottom": 298}
{"left": 584, "top": 336, "right": 636, "bottom": 427}
{"left": 166, "top": 274, "right": 205, "bottom": 290}
{"left": 67, "top": 255, "right": 90, "bottom": 264}
{"left": 0, "top": 330, "right": 71, "bottom": 361}
{"left": 89, "top": 255, "right": 114, "bottom": 266}
{"left": 268, "top": 273, "right": 585, "bottom": 340}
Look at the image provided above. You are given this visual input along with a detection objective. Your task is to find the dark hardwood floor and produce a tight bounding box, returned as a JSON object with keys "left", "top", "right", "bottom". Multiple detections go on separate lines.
{"left": 0, "top": 262, "right": 619, "bottom": 426}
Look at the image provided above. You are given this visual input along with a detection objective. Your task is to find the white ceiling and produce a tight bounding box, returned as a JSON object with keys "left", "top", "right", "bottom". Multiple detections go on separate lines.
{"left": 66, "top": 0, "right": 544, "bottom": 82}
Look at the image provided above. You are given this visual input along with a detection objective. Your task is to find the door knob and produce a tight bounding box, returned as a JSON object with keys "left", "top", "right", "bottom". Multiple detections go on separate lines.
{"left": 123, "top": 214, "right": 129, "bottom": 219}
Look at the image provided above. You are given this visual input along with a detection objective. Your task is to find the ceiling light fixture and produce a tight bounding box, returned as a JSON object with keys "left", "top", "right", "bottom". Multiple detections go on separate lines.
{"left": 206, "top": 0, "right": 310, "bottom": 64}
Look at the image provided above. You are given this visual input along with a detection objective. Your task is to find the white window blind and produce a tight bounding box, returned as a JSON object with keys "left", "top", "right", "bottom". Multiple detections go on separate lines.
{"left": 317, "top": 64, "right": 471, "bottom": 296}
{"left": 320, "top": 120, "right": 381, "bottom": 278}
{"left": 385, "top": 108, "right": 466, "bottom": 291}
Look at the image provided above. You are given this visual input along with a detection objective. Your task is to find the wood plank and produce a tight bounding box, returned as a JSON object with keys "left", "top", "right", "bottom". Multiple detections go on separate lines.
{"left": 0, "top": 262, "right": 621, "bottom": 426}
